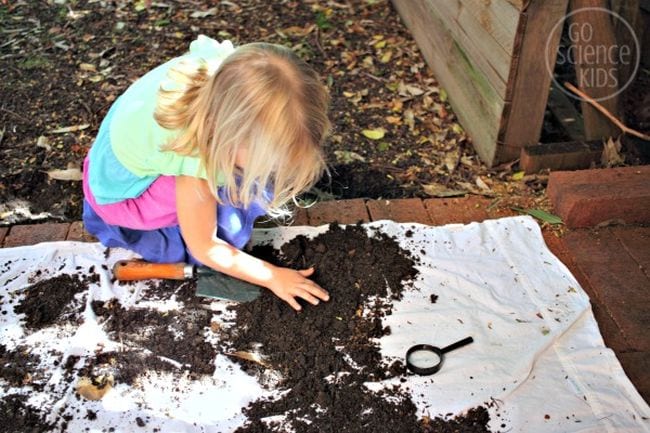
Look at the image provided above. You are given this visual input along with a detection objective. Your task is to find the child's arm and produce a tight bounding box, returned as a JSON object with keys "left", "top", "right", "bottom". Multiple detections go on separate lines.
{"left": 176, "top": 175, "right": 329, "bottom": 311}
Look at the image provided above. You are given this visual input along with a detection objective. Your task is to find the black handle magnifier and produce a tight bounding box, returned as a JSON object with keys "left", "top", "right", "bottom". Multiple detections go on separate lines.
{"left": 405, "top": 336, "right": 474, "bottom": 376}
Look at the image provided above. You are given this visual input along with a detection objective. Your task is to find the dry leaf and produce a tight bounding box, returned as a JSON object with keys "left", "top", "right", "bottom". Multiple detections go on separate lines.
{"left": 36, "top": 136, "right": 51, "bottom": 151}
{"left": 422, "top": 183, "right": 466, "bottom": 197}
{"left": 190, "top": 8, "right": 217, "bottom": 18}
{"left": 226, "top": 351, "right": 270, "bottom": 368}
{"left": 76, "top": 375, "right": 114, "bottom": 401}
{"left": 47, "top": 167, "right": 83, "bottom": 181}
{"left": 444, "top": 150, "right": 459, "bottom": 172}
{"left": 475, "top": 176, "right": 492, "bottom": 192}
{"left": 601, "top": 137, "right": 624, "bottom": 167}
{"left": 79, "top": 63, "right": 96, "bottom": 72}
{"left": 334, "top": 150, "right": 365, "bottom": 164}
{"left": 362, "top": 129, "right": 385, "bottom": 140}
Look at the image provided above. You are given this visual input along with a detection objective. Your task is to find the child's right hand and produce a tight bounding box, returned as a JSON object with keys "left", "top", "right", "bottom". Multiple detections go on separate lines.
{"left": 267, "top": 266, "right": 329, "bottom": 311}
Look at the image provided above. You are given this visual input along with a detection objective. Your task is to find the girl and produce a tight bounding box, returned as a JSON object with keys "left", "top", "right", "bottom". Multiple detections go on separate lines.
{"left": 82, "top": 35, "right": 330, "bottom": 311}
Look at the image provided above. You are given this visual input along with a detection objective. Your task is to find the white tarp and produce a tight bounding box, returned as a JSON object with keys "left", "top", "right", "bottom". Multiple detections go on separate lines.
{"left": 0, "top": 216, "right": 648, "bottom": 432}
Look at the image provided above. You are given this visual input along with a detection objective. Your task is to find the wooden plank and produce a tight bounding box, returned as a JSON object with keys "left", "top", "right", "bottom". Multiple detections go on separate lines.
{"left": 392, "top": 0, "right": 504, "bottom": 164}
{"left": 547, "top": 83, "right": 585, "bottom": 140}
{"left": 424, "top": 0, "right": 512, "bottom": 98}
{"left": 464, "top": 0, "right": 521, "bottom": 54}
{"left": 499, "top": 0, "right": 569, "bottom": 162}
{"left": 610, "top": 0, "right": 641, "bottom": 89}
{"left": 569, "top": 0, "right": 621, "bottom": 140}
{"left": 505, "top": 0, "right": 529, "bottom": 10}
{"left": 520, "top": 140, "right": 602, "bottom": 173}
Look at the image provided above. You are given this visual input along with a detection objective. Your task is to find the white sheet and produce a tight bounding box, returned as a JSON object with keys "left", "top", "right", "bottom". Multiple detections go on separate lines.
{"left": 0, "top": 216, "right": 648, "bottom": 432}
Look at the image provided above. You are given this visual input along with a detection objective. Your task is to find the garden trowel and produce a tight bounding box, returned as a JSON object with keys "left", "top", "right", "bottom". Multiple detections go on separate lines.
{"left": 112, "top": 260, "right": 262, "bottom": 302}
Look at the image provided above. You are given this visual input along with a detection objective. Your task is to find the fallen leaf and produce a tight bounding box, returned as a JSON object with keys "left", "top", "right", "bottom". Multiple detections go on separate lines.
{"left": 334, "top": 150, "right": 365, "bottom": 164}
{"left": 47, "top": 167, "right": 83, "bottom": 181}
{"left": 444, "top": 150, "right": 459, "bottom": 172}
{"left": 190, "top": 8, "right": 217, "bottom": 18}
{"left": 79, "top": 63, "right": 96, "bottom": 72}
{"left": 511, "top": 207, "right": 563, "bottom": 224}
{"left": 422, "top": 183, "right": 466, "bottom": 198}
{"left": 475, "top": 176, "right": 491, "bottom": 192}
{"left": 362, "top": 128, "right": 385, "bottom": 140}
{"left": 36, "top": 136, "right": 51, "bottom": 151}
{"left": 76, "top": 375, "right": 114, "bottom": 401}
{"left": 601, "top": 137, "right": 624, "bottom": 167}
{"left": 512, "top": 171, "right": 525, "bottom": 181}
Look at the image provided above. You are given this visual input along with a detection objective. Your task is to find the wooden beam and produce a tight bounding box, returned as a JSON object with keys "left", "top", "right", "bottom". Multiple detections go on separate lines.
{"left": 520, "top": 140, "right": 603, "bottom": 173}
{"left": 569, "top": 0, "right": 621, "bottom": 140}
{"left": 499, "top": 0, "right": 570, "bottom": 163}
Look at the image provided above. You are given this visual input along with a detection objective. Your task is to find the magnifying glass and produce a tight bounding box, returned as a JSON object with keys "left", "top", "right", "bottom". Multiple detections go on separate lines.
{"left": 405, "top": 336, "right": 474, "bottom": 375}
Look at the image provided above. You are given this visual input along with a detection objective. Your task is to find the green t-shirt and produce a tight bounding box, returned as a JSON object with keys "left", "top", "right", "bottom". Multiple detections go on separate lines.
{"left": 109, "top": 35, "right": 234, "bottom": 181}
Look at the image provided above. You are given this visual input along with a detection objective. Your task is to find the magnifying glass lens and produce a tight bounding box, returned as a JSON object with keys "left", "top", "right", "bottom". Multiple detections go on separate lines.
{"left": 407, "top": 349, "right": 441, "bottom": 369}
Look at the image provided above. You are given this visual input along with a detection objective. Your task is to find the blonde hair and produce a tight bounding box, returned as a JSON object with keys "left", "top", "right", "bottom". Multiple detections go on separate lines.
{"left": 154, "top": 42, "right": 330, "bottom": 217}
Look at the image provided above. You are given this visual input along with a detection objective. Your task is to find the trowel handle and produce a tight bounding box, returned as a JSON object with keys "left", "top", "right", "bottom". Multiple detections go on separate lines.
{"left": 112, "top": 260, "right": 194, "bottom": 281}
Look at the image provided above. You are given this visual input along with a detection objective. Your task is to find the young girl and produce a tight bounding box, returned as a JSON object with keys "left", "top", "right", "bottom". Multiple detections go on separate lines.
{"left": 82, "top": 35, "right": 330, "bottom": 311}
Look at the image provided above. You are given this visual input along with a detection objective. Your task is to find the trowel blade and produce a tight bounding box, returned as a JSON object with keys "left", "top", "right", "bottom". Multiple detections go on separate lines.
{"left": 195, "top": 267, "right": 262, "bottom": 303}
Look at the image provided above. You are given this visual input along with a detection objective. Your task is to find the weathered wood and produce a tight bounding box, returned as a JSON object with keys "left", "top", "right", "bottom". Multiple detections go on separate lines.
{"left": 499, "top": 0, "right": 569, "bottom": 162}
{"left": 505, "top": 0, "right": 529, "bottom": 11}
{"left": 520, "top": 140, "right": 603, "bottom": 173}
{"left": 424, "top": 0, "right": 517, "bottom": 98}
{"left": 610, "top": 0, "right": 641, "bottom": 89}
{"left": 547, "top": 84, "right": 585, "bottom": 141}
{"left": 464, "top": 0, "right": 521, "bottom": 54}
{"left": 570, "top": 0, "right": 621, "bottom": 140}
{"left": 392, "top": 0, "right": 504, "bottom": 164}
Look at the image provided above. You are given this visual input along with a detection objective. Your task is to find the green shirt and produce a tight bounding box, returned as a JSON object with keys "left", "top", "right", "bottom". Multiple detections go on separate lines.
{"left": 109, "top": 35, "right": 234, "bottom": 181}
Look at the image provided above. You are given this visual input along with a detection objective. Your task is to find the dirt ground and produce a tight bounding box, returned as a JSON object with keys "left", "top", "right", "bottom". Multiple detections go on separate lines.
{"left": 0, "top": 0, "right": 647, "bottom": 226}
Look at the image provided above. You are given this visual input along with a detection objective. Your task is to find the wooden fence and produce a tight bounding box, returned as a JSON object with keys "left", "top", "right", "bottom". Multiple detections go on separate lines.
{"left": 392, "top": 0, "right": 569, "bottom": 166}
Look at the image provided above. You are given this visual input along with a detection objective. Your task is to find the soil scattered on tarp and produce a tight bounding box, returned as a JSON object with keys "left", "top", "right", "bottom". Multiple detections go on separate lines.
{"left": 0, "top": 225, "right": 494, "bottom": 432}
{"left": 221, "top": 223, "right": 492, "bottom": 433}
{"left": 90, "top": 290, "right": 216, "bottom": 382}
{"left": 15, "top": 272, "right": 97, "bottom": 330}
{"left": 0, "top": 344, "right": 41, "bottom": 387}
{"left": 0, "top": 394, "right": 54, "bottom": 433}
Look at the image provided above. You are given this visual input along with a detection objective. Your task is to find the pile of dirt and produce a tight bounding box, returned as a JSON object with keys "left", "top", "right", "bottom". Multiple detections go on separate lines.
{"left": 221, "top": 223, "right": 492, "bottom": 433}
{"left": 0, "top": 394, "right": 53, "bottom": 433}
{"left": 0, "top": 344, "right": 41, "bottom": 387}
{"left": 0, "top": 225, "right": 494, "bottom": 431}
{"left": 15, "top": 272, "right": 97, "bottom": 330}
{"left": 89, "top": 288, "right": 216, "bottom": 383}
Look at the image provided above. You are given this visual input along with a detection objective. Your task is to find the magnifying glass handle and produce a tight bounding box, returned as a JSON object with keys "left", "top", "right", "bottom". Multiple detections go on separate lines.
{"left": 440, "top": 336, "right": 474, "bottom": 354}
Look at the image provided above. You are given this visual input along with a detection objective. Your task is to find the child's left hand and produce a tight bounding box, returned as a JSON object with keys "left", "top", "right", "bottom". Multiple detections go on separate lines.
{"left": 266, "top": 266, "right": 329, "bottom": 311}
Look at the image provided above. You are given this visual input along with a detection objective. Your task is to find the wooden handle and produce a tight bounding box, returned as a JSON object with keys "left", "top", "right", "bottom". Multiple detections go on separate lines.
{"left": 112, "top": 260, "right": 191, "bottom": 281}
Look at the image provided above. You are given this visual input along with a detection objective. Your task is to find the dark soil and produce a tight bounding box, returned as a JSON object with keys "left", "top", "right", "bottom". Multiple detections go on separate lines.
{"left": 1, "top": 224, "right": 495, "bottom": 432}
{"left": 0, "top": 394, "right": 53, "bottom": 433}
{"left": 91, "top": 296, "right": 216, "bottom": 379}
{"left": 15, "top": 272, "right": 97, "bottom": 330}
{"left": 219, "top": 223, "right": 492, "bottom": 433}
{"left": 0, "top": 0, "right": 501, "bottom": 225}
{"left": 0, "top": 344, "right": 41, "bottom": 387}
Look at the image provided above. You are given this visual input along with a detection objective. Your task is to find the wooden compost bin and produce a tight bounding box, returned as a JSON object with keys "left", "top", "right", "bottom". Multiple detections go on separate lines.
{"left": 392, "top": 0, "right": 569, "bottom": 167}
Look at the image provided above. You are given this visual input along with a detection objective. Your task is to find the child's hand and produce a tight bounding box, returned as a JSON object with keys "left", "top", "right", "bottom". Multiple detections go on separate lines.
{"left": 267, "top": 266, "right": 329, "bottom": 311}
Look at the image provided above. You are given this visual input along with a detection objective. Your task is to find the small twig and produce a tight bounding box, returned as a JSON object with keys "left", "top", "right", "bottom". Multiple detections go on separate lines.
{"left": 0, "top": 106, "right": 29, "bottom": 123}
{"left": 362, "top": 71, "right": 386, "bottom": 83}
{"left": 314, "top": 27, "right": 325, "bottom": 56}
{"left": 564, "top": 82, "right": 650, "bottom": 141}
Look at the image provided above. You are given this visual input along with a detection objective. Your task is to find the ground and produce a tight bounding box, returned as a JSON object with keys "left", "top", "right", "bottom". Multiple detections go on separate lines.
{"left": 0, "top": 0, "right": 647, "bottom": 226}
